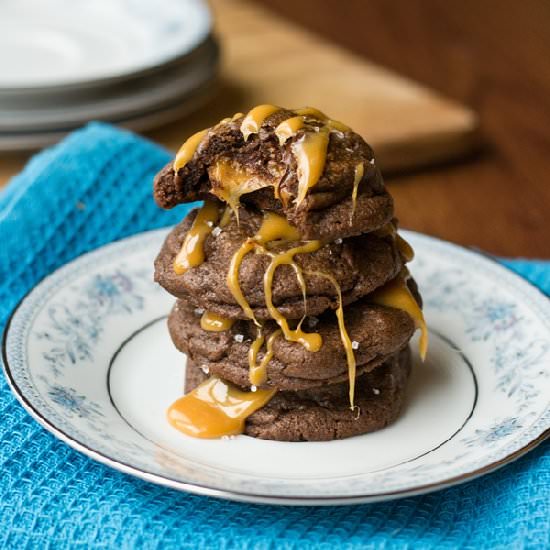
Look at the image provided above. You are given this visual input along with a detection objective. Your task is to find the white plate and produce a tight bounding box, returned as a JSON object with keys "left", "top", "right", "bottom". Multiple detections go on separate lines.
{"left": 0, "top": 37, "right": 218, "bottom": 129}
{"left": 3, "top": 229, "right": 549, "bottom": 505}
{"left": 0, "top": 80, "right": 215, "bottom": 152}
{"left": 0, "top": 0, "right": 211, "bottom": 89}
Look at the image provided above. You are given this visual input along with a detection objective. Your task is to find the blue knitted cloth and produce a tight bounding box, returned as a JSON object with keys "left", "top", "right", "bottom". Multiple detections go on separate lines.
{"left": 0, "top": 123, "right": 548, "bottom": 549}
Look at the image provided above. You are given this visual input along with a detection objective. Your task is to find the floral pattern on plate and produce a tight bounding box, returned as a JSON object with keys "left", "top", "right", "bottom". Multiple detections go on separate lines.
{"left": 2, "top": 229, "right": 549, "bottom": 505}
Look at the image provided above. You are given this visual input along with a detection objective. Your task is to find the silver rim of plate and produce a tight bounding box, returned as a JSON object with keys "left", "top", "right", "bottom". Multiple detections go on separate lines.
{"left": 2, "top": 229, "right": 550, "bottom": 505}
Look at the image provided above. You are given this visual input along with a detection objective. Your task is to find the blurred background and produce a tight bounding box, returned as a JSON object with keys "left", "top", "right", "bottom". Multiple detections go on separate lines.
{"left": 0, "top": 0, "right": 548, "bottom": 257}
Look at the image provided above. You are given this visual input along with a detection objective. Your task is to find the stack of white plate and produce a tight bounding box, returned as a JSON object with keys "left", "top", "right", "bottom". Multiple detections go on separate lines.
{"left": 0, "top": 0, "right": 218, "bottom": 152}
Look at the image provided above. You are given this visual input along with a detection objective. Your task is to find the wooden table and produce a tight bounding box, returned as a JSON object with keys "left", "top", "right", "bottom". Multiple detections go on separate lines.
{"left": 259, "top": 0, "right": 550, "bottom": 258}
{"left": 1, "top": 0, "right": 548, "bottom": 258}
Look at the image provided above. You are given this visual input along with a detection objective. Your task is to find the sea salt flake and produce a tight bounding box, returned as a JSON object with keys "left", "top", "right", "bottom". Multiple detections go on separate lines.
{"left": 307, "top": 316, "right": 319, "bottom": 328}
{"left": 372, "top": 388, "right": 380, "bottom": 395}
{"left": 206, "top": 221, "right": 214, "bottom": 227}
{"left": 335, "top": 238, "right": 343, "bottom": 244}
{"left": 194, "top": 307, "right": 205, "bottom": 316}
{"left": 351, "top": 340, "right": 359, "bottom": 350}
{"left": 370, "top": 158, "right": 375, "bottom": 165}
{"left": 234, "top": 334, "right": 244, "bottom": 343}
{"left": 212, "top": 226, "right": 222, "bottom": 237}
{"left": 250, "top": 385, "right": 258, "bottom": 392}
{"left": 201, "top": 365, "right": 210, "bottom": 374}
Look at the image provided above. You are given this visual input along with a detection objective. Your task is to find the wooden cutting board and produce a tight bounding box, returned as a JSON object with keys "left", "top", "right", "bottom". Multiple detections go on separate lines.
{"left": 149, "top": 0, "right": 478, "bottom": 173}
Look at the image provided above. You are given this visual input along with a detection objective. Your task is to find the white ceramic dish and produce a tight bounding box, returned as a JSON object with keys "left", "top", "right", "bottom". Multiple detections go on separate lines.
{"left": 0, "top": 83, "right": 214, "bottom": 152}
{"left": 3, "top": 229, "right": 549, "bottom": 505}
{"left": 0, "top": 0, "right": 211, "bottom": 89}
{"left": 0, "top": 38, "right": 218, "bottom": 132}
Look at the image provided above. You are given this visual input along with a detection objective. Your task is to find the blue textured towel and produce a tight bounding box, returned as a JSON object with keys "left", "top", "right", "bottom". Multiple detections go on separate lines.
{"left": 0, "top": 123, "right": 548, "bottom": 549}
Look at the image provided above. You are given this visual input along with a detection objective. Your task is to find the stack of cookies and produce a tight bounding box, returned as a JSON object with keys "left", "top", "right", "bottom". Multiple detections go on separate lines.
{"left": 153, "top": 105, "right": 427, "bottom": 441}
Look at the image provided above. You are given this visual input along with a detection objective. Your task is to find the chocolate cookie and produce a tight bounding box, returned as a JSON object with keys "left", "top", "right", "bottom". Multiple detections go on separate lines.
{"left": 169, "top": 298, "right": 415, "bottom": 391}
{"left": 184, "top": 347, "right": 412, "bottom": 441}
{"left": 153, "top": 107, "right": 394, "bottom": 241}
{"left": 155, "top": 207, "right": 404, "bottom": 320}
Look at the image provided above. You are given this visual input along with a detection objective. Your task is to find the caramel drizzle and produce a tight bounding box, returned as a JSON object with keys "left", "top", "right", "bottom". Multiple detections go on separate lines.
{"left": 376, "top": 222, "right": 415, "bottom": 263}
{"left": 201, "top": 311, "right": 235, "bottom": 332}
{"left": 219, "top": 206, "right": 233, "bottom": 228}
{"left": 210, "top": 161, "right": 266, "bottom": 221}
{"left": 294, "top": 107, "right": 351, "bottom": 132}
{"left": 226, "top": 212, "right": 323, "bottom": 384}
{"left": 167, "top": 376, "right": 276, "bottom": 438}
{"left": 241, "top": 104, "right": 281, "bottom": 141}
{"left": 218, "top": 112, "right": 244, "bottom": 125}
{"left": 173, "top": 129, "right": 208, "bottom": 172}
{"left": 263, "top": 241, "right": 323, "bottom": 351}
{"left": 396, "top": 234, "right": 415, "bottom": 262}
{"left": 248, "top": 328, "right": 282, "bottom": 386}
{"left": 306, "top": 270, "right": 357, "bottom": 408}
{"left": 371, "top": 273, "right": 428, "bottom": 360}
{"left": 227, "top": 239, "right": 259, "bottom": 323}
{"left": 293, "top": 129, "right": 330, "bottom": 206}
{"left": 275, "top": 116, "right": 305, "bottom": 145}
{"left": 173, "top": 200, "right": 220, "bottom": 275}
{"left": 350, "top": 162, "right": 364, "bottom": 222}
{"left": 172, "top": 105, "right": 354, "bottom": 211}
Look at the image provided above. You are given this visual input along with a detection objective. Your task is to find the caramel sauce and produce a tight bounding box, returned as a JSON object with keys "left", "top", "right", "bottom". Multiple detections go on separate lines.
{"left": 210, "top": 160, "right": 270, "bottom": 218}
{"left": 306, "top": 270, "right": 357, "bottom": 408}
{"left": 169, "top": 105, "right": 424, "bottom": 435}
{"left": 219, "top": 206, "right": 233, "bottom": 228}
{"left": 396, "top": 234, "right": 415, "bottom": 262}
{"left": 294, "top": 107, "right": 351, "bottom": 132}
{"left": 167, "top": 376, "right": 276, "bottom": 438}
{"left": 293, "top": 129, "right": 330, "bottom": 205}
{"left": 371, "top": 274, "right": 428, "bottom": 360}
{"left": 350, "top": 162, "right": 364, "bottom": 222}
{"left": 172, "top": 106, "right": 353, "bottom": 211}
{"left": 227, "top": 239, "right": 259, "bottom": 323}
{"left": 226, "top": 212, "right": 302, "bottom": 325}
{"left": 255, "top": 211, "right": 301, "bottom": 243}
{"left": 248, "top": 327, "right": 265, "bottom": 380}
{"left": 275, "top": 116, "right": 305, "bottom": 145}
{"left": 249, "top": 328, "right": 282, "bottom": 386}
{"left": 173, "top": 129, "right": 208, "bottom": 172}
{"left": 173, "top": 200, "right": 220, "bottom": 275}
{"left": 376, "top": 222, "right": 415, "bottom": 263}
{"left": 218, "top": 112, "right": 244, "bottom": 125}
{"left": 263, "top": 241, "right": 323, "bottom": 351}
{"left": 294, "top": 106, "right": 328, "bottom": 119}
{"left": 200, "top": 311, "right": 235, "bottom": 332}
{"left": 241, "top": 104, "right": 281, "bottom": 141}
{"left": 227, "top": 212, "right": 322, "bottom": 381}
